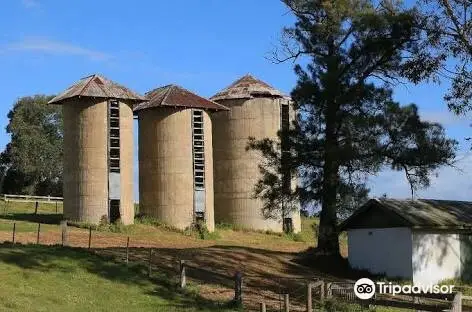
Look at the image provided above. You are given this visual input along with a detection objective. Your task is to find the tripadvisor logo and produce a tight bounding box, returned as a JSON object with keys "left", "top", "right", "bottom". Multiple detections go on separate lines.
{"left": 354, "top": 278, "right": 455, "bottom": 300}
{"left": 354, "top": 278, "right": 376, "bottom": 299}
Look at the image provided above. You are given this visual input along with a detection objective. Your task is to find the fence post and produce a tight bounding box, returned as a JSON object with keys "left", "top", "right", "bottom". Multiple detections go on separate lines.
{"left": 55, "top": 202, "right": 58, "bottom": 214}
{"left": 453, "top": 292, "right": 462, "bottom": 312}
{"left": 284, "top": 293, "right": 290, "bottom": 312}
{"left": 12, "top": 222, "right": 16, "bottom": 244}
{"left": 61, "top": 220, "right": 68, "bottom": 246}
{"left": 326, "top": 282, "right": 332, "bottom": 299}
{"left": 88, "top": 227, "right": 92, "bottom": 249}
{"left": 148, "top": 248, "right": 153, "bottom": 277}
{"left": 180, "top": 260, "right": 186, "bottom": 288}
{"left": 125, "top": 237, "right": 130, "bottom": 264}
{"left": 234, "top": 271, "right": 243, "bottom": 303}
{"left": 260, "top": 302, "right": 266, "bottom": 312}
{"left": 320, "top": 280, "right": 325, "bottom": 301}
{"left": 34, "top": 201, "right": 38, "bottom": 215}
{"left": 36, "top": 223, "right": 41, "bottom": 244}
{"left": 306, "top": 282, "right": 312, "bottom": 312}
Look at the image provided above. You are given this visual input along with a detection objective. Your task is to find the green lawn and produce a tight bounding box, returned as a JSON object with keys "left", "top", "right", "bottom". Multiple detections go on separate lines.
{"left": 0, "top": 244, "right": 238, "bottom": 312}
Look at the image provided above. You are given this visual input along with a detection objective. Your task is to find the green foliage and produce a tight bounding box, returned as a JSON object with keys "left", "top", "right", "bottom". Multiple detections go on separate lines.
{"left": 249, "top": 0, "right": 457, "bottom": 255}
{"left": 283, "top": 232, "right": 305, "bottom": 242}
{"left": 1, "top": 95, "right": 63, "bottom": 196}
{"left": 417, "top": 0, "right": 472, "bottom": 115}
{"left": 194, "top": 221, "right": 221, "bottom": 240}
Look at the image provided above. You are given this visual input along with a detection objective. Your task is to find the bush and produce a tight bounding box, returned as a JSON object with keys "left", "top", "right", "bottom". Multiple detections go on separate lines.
{"left": 194, "top": 221, "right": 220, "bottom": 240}
{"left": 284, "top": 232, "right": 305, "bottom": 242}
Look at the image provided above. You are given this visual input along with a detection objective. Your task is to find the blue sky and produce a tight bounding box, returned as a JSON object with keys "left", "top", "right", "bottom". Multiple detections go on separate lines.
{"left": 1, "top": 0, "right": 471, "bottom": 201}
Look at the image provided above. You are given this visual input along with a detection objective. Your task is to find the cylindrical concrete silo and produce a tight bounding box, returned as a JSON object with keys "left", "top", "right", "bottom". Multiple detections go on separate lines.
{"left": 134, "top": 85, "right": 228, "bottom": 232}
{"left": 49, "top": 74, "right": 146, "bottom": 225}
{"left": 211, "top": 74, "right": 301, "bottom": 233}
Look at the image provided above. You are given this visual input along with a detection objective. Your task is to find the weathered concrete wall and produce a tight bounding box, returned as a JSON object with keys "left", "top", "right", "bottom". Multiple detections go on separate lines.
{"left": 63, "top": 98, "right": 108, "bottom": 224}
{"left": 203, "top": 111, "right": 215, "bottom": 232}
{"left": 119, "top": 101, "right": 135, "bottom": 225}
{"left": 138, "top": 108, "right": 215, "bottom": 231}
{"left": 212, "top": 97, "right": 301, "bottom": 233}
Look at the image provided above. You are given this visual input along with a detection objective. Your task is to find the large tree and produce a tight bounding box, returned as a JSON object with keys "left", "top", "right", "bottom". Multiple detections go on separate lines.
{"left": 249, "top": 0, "right": 457, "bottom": 256}
{"left": 1, "top": 95, "right": 63, "bottom": 196}
{"left": 418, "top": 0, "right": 472, "bottom": 115}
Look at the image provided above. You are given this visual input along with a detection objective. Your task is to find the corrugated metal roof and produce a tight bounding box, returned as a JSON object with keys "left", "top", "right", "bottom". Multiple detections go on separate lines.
{"left": 48, "top": 74, "right": 146, "bottom": 104}
{"left": 133, "top": 84, "right": 229, "bottom": 112}
{"left": 210, "top": 74, "right": 288, "bottom": 101}
{"left": 340, "top": 198, "right": 472, "bottom": 230}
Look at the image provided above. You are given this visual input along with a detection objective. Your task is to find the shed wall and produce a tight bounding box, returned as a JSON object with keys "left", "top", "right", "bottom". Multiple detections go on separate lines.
{"left": 347, "top": 228, "right": 413, "bottom": 279}
{"left": 460, "top": 234, "right": 472, "bottom": 281}
{"left": 412, "top": 231, "right": 461, "bottom": 285}
{"left": 63, "top": 99, "right": 108, "bottom": 223}
{"left": 138, "top": 108, "right": 214, "bottom": 231}
{"left": 212, "top": 97, "right": 301, "bottom": 232}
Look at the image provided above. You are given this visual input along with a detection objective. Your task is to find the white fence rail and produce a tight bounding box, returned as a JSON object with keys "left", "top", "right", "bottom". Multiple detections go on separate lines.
{"left": 2, "top": 194, "right": 63, "bottom": 204}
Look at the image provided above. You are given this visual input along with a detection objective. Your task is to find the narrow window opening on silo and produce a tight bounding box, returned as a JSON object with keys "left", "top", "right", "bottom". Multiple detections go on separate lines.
{"left": 109, "top": 200, "right": 121, "bottom": 223}
{"left": 281, "top": 103, "right": 291, "bottom": 192}
{"left": 110, "top": 108, "right": 120, "bottom": 118}
{"left": 110, "top": 158, "right": 120, "bottom": 168}
{"left": 108, "top": 99, "right": 121, "bottom": 221}
{"left": 110, "top": 119, "right": 119, "bottom": 128}
{"left": 110, "top": 138, "right": 120, "bottom": 148}
{"left": 110, "top": 148, "right": 120, "bottom": 159}
{"left": 283, "top": 218, "right": 294, "bottom": 233}
{"left": 110, "top": 128, "right": 120, "bottom": 138}
{"left": 192, "top": 110, "right": 206, "bottom": 222}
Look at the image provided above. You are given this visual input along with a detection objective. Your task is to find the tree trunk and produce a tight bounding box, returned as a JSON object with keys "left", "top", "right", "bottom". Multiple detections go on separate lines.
{"left": 317, "top": 153, "right": 340, "bottom": 256}
{"left": 317, "top": 55, "right": 340, "bottom": 256}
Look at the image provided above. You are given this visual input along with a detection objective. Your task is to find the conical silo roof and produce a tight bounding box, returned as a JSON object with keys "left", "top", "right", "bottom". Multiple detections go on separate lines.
{"left": 134, "top": 84, "right": 228, "bottom": 113}
{"left": 48, "top": 74, "right": 146, "bottom": 104}
{"left": 210, "top": 74, "right": 287, "bottom": 101}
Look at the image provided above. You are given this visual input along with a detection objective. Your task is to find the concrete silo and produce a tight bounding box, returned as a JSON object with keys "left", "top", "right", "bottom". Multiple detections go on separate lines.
{"left": 134, "top": 85, "right": 228, "bottom": 232}
{"left": 211, "top": 74, "right": 301, "bottom": 233}
{"left": 49, "top": 74, "right": 145, "bottom": 225}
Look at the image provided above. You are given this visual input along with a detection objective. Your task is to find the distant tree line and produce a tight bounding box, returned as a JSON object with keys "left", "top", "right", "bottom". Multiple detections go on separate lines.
{"left": 0, "top": 95, "right": 63, "bottom": 196}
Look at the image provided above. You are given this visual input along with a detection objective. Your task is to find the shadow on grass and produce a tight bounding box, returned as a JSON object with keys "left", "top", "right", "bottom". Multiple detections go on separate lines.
{"left": 293, "top": 247, "right": 380, "bottom": 280}
{"left": 94, "top": 244, "right": 360, "bottom": 310}
{"left": 0, "top": 213, "right": 63, "bottom": 224}
{"left": 0, "top": 243, "right": 241, "bottom": 311}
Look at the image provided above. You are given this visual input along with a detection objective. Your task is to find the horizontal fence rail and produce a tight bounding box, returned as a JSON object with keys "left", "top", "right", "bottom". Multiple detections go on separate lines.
{"left": 2, "top": 194, "right": 63, "bottom": 203}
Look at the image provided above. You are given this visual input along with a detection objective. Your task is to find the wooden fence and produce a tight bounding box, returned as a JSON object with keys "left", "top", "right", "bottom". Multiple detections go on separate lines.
{"left": 1, "top": 219, "right": 466, "bottom": 312}
{"left": 256, "top": 280, "right": 463, "bottom": 311}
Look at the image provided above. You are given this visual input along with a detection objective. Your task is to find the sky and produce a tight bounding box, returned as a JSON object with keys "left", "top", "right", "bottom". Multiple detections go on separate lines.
{"left": 0, "top": 0, "right": 471, "bottom": 202}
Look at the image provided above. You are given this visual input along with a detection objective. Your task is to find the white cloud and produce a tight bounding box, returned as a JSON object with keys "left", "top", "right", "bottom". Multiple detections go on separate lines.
{"left": 420, "top": 109, "right": 470, "bottom": 127}
{"left": 21, "top": 0, "right": 39, "bottom": 9}
{"left": 1, "top": 38, "right": 112, "bottom": 61}
{"left": 369, "top": 153, "right": 472, "bottom": 200}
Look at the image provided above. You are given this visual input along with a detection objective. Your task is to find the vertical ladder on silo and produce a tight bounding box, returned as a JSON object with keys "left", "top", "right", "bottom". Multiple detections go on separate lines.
{"left": 191, "top": 110, "right": 205, "bottom": 223}
{"left": 108, "top": 99, "right": 121, "bottom": 223}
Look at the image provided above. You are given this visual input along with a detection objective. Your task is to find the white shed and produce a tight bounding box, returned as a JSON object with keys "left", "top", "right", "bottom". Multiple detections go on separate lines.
{"left": 339, "top": 198, "right": 472, "bottom": 285}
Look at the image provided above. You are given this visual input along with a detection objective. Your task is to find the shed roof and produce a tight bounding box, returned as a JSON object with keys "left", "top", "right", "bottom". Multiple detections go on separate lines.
{"left": 134, "top": 84, "right": 228, "bottom": 112}
{"left": 210, "top": 74, "right": 288, "bottom": 101}
{"left": 48, "top": 74, "right": 146, "bottom": 104}
{"left": 339, "top": 198, "right": 472, "bottom": 231}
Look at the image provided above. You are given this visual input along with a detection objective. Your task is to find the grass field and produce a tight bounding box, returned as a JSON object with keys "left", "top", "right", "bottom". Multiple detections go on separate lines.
{"left": 1, "top": 200, "right": 466, "bottom": 311}
{"left": 0, "top": 244, "right": 238, "bottom": 312}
